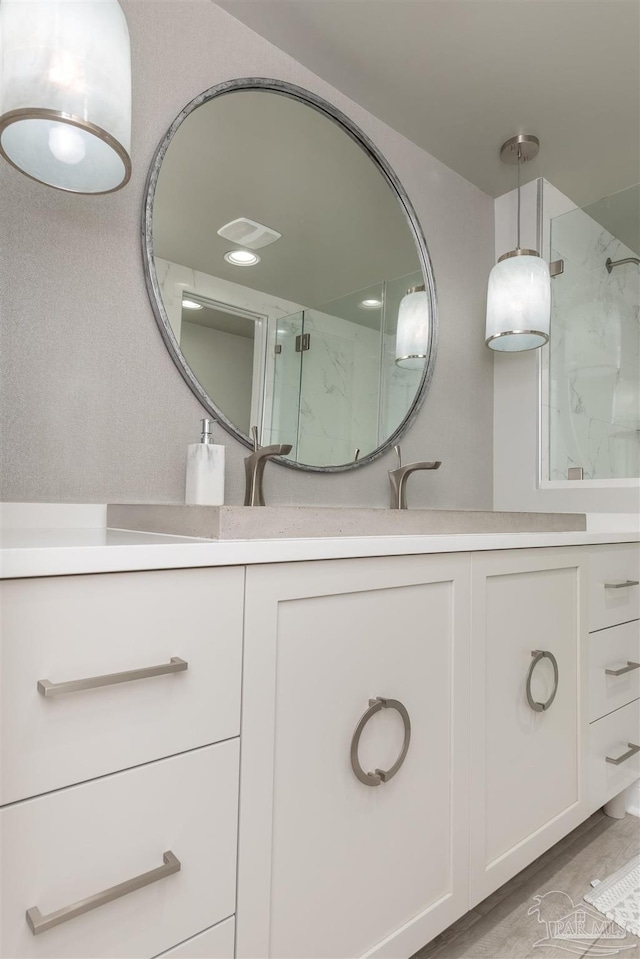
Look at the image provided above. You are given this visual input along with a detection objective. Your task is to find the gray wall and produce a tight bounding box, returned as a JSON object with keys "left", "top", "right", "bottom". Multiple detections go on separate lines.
{"left": 0, "top": 0, "right": 495, "bottom": 509}
{"left": 180, "top": 321, "right": 254, "bottom": 436}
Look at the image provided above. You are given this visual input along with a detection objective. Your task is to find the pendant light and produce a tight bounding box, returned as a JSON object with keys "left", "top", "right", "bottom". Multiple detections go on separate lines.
{"left": 486, "top": 134, "right": 550, "bottom": 352}
{"left": 396, "top": 284, "right": 429, "bottom": 370}
{"left": 0, "top": 0, "right": 132, "bottom": 194}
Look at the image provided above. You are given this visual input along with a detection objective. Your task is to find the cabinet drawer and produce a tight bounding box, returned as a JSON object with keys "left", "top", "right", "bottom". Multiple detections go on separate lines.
{"left": 589, "top": 620, "right": 640, "bottom": 722}
{"left": 0, "top": 741, "right": 239, "bottom": 959}
{"left": 0, "top": 568, "right": 243, "bottom": 804}
{"left": 587, "top": 699, "right": 640, "bottom": 812}
{"left": 155, "top": 917, "right": 234, "bottom": 958}
{"left": 589, "top": 545, "right": 640, "bottom": 632}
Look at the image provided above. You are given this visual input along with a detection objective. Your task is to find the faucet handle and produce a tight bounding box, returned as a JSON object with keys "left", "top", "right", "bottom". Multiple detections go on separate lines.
{"left": 251, "top": 425, "right": 259, "bottom": 451}
{"left": 393, "top": 444, "right": 402, "bottom": 468}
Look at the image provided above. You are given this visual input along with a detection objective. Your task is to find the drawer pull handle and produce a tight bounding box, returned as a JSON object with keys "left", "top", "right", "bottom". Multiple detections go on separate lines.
{"left": 604, "top": 580, "right": 639, "bottom": 589}
{"left": 526, "top": 650, "right": 559, "bottom": 712}
{"left": 37, "top": 657, "right": 188, "bottom": 697}
{"left": 605, "top": 742, "right": 640, "bottom": 766}
{"left": 605, "top": 661, "right": 640, "bottom": 677}
{"left": 350, "top": 697, "right": 411, "bottom": 787}
{"left": 26, "top": 850, "right": 181, "bottom": 935}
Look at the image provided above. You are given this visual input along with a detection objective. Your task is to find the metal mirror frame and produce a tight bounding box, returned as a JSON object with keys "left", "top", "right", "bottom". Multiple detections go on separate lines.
{"left": 142, "top": 77, "right": 438, "bottom": 473}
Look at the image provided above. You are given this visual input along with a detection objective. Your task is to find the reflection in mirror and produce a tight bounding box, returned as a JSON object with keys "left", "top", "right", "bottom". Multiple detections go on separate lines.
{"left": 179, "top": 296, "right": 257, "bottom": 436}
{"left": 146, "top": 81, "right": 436, "bottom": 470}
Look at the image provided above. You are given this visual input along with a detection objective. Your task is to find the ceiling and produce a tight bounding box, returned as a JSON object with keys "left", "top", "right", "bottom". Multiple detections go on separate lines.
{"left": 216, "top": 0, "right": 640, "bottom": 209}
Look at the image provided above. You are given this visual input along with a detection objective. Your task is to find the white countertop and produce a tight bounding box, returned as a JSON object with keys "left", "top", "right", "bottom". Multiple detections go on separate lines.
{"left": 1, "top": 525, "right": 638, "bottom": 579}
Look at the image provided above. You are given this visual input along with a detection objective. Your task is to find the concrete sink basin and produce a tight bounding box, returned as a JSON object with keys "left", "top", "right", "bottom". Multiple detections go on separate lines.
{"left": 107, "top": 504, "right": 586, "bottom": 540}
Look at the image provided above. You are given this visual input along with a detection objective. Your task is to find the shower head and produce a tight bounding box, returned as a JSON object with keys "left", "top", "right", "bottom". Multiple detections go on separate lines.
{"left": 606, "top": 256, "right": 640, "bottom": 273}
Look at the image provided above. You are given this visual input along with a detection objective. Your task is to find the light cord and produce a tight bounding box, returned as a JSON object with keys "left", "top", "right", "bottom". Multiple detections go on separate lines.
{"left": 516, "top": 144, "right": 522, "bottom": 250}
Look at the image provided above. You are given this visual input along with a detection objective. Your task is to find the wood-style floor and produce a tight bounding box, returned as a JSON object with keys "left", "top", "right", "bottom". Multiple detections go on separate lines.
{"left": 412, "top": 813, "right": 640, "bottom": 959}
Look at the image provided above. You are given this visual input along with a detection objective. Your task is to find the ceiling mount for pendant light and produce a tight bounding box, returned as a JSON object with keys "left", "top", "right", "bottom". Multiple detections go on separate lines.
{"left": 0, "top": 0, "right": 132, "bottom": 194}
{"left": 485, "top": 134, "right": 550, "bottom": 353}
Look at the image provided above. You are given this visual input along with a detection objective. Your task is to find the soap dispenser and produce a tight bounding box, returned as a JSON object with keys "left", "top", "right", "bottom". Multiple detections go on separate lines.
{"left": 185, "top": 418, "right": 225, "bottom": 506}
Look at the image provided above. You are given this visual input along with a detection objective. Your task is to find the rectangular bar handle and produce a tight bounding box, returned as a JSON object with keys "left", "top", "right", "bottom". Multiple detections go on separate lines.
{"left": 605, "top": 661, "right": 640, "bottom": 677}
{"left": 605, "top": 742, "right": 640, "bottom": 766}
{"left": 26, "top": 850, "right": 181, "bottom": 935}
{"left": 37, "top": 657, "right": 188, "bottom": 697}
{"left": 604, "top": 580, "right": 639, "bottom": 589}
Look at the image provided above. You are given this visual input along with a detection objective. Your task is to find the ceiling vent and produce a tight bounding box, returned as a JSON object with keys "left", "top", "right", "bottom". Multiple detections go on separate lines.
{"left": 217, "top": 217, "right": 282, "bottom": 250}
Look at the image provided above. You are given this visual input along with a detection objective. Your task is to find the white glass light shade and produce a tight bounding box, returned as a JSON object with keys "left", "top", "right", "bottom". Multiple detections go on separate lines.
{"left": 0, "top": 0, "right": 131, "bottom": 193}
{"left": 485, "top": 253, "right": 550, "bottom": 352}
{"left": 395, "top": 289, "right": 429, "bottom": 370}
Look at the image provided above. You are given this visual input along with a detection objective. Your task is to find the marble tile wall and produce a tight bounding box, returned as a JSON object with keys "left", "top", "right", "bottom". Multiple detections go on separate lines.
{"left": 549, "top": 205, "right": 640, "bottom": 480}
{"left": 265, "top": 312, "right": 426, "bottom": 467}
{"left": 282, "top": 309, "right": 380, "bottom": 467}
{"left": 382, "top": 333, "right": 423, "bottom": 440}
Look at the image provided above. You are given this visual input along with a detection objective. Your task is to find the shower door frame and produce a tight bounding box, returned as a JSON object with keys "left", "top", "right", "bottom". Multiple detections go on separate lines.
{"left": 537, "top": 180, "right": 640, "bottom": 490}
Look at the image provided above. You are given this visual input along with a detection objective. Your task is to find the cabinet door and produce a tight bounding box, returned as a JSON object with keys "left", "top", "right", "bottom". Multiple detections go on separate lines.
{"left": 469, "top": 549, "right": 587, "bottom": 906}
{"left": 237, "top": 555, "right": 471, "bottom": 959}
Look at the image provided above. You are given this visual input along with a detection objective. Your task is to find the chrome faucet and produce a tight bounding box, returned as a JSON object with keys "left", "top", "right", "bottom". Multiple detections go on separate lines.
{"left": 388, "top": 444, "right": 441, "bottom": 509}
{"left": 244, "top": 426, "right": 293, "bottom": 506}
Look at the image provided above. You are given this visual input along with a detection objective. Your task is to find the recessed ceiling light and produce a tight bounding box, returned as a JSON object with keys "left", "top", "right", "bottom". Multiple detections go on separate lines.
{"left": 224, "top": 250, "right": 260, "bottom": 267}
{"left": 182, "top": 298, "right": 203, "bottom": 310}
{"left": 359, "top": 298, "right": 383, "bottom": 310}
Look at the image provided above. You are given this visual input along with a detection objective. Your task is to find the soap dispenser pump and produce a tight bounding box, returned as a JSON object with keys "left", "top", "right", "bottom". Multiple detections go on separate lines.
{"left": 185, "top": 418, "right": 225, "bottom": 506}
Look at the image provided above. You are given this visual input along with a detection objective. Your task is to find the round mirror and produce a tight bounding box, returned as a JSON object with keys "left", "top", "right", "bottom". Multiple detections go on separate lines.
{"left": 143, "top": 79, "right": 437, "bottom": 471}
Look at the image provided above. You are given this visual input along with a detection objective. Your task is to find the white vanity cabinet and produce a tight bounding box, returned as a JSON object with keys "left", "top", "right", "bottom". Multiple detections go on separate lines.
{"left": 0, "top": 567, "right": 243, "bottom": 959}
{"left": 469, "top": 548, "right": 587, "bottom": 906}
{"left": 236, "top": 554, "right": 472, "bottom": 959}
{"left": 2, "top": 533, "right": 639, "bottom": 959}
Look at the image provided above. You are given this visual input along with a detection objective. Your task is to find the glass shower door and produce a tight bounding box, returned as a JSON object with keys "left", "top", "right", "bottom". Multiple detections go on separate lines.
{"left": 262, "top": 311, "right": 303, "bottom": 461}
{"left": 548, "top": 184, "right": 640, "bottom": 480}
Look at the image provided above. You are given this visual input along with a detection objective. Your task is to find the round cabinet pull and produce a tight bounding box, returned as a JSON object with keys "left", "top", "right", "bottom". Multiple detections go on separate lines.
{"left": 350, "top": 697, "right": 411, "bottom": 787}
{"left": 526, "top": 650, "right": 559, "bottom": 712}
